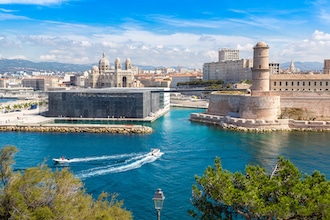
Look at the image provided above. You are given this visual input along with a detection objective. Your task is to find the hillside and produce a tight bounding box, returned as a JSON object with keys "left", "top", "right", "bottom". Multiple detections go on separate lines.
{"left": 0, "top": 59, "right": 324, "bottom": 73}
{"left": 0, "top": 59, "right": 92, "bottom": 73}
{"left": 280, "top": 61, "right": 323, "bottom": 72}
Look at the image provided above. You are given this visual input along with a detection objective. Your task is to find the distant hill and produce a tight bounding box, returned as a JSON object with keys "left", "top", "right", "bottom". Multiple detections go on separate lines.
{"left": 0, "top": 58, "right": 324, "bottom": 73}
{"left": 0, "top": 59, "right": 92, "bottom": 73}
{"left": 281, "top": 62, "right": 323, "bottom": 72}
{"left": 0, "top": 59, "right": 171, "bottom": 73}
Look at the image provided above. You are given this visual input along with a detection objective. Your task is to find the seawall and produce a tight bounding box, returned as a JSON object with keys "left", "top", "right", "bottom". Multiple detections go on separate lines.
{"left": 190, "top": 113, "right": 330, "bottom": 132}
{"left": 0, "top": 124, "right": 153, "bottom": 134}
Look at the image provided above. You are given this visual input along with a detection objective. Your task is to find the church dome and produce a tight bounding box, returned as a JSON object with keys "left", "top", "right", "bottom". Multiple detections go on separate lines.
{"left": 115, "top": 57, "right": 121, "bottom": 63}
{"left": 99, "top": 53, "right": 110, "bottom": 71}
{"left": 115, "top": 57, "right": 122, "bottom": 70}
{"left": 92, "top": 66, "right": 99, "bottom": 71}
{"left": 99, "top": 53, "right": 110, "bottom": 64}
{"left": 125, "top": 58, "right": 132, "bottom": 70}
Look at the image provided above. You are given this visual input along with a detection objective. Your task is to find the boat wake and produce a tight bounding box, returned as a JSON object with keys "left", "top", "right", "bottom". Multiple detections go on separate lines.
{"left": 58, "top": 153, "right": 139, "bottom": 163}
{"left": 74, "top": 150, "right": 163, "bottom": 179}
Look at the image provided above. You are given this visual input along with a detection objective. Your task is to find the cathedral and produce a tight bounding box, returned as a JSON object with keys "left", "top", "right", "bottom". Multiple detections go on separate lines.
{"left": 87, "top": 53, "right": 141, "bottom": 88}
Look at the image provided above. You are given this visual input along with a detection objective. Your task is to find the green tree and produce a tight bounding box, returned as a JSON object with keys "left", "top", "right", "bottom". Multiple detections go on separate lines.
{"left": 189, "top": 156, "right": 330, "bottom": 219}
{"left": 0, "top": 146, "right": 132, "bottom": 220}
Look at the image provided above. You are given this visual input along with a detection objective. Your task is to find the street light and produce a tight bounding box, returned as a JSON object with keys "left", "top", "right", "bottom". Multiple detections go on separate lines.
{"left": 153, "top": 188, "right": 165, "bottom": 220}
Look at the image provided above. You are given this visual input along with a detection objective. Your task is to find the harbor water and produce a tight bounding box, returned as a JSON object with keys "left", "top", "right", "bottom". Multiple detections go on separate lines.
{"left": 1, "top": 107, "right": 330, "bottom": 219}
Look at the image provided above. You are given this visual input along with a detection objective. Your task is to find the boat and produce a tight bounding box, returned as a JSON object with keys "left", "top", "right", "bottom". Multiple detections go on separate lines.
{"left": 149, "top": 148, "right": 161, "bottom": 156}
{"left": 52, "top": 156, "right": 70, "bottom": 164}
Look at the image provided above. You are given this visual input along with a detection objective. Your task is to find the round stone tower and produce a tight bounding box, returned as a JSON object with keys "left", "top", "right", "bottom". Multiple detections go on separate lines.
{"left": 251, "top": 41, "right": 270, "bottom": 93}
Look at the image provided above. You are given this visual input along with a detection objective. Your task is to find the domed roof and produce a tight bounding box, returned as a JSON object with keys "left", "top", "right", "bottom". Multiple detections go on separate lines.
{"left": 99, "top": 53, "right": 109, "bottom": 65}
{"left": 255, "top": 41, "right": 268, "bottom": 47}
{"left": 92, "top": 65, "right": 99, "bottom": 71}
{"left": 115, "top": 57, "right": 121, "bottom": 63}
{"left": 125, "top": 58, "right": 131, "bottom": 63}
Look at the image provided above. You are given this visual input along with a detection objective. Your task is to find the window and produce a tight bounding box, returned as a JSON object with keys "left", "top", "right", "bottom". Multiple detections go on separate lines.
{"left": 308, "top": 82, "right": 311, "bottom": 86}
{"left": 274, "top": 82, "right": 276, "bottom": 86}
{"left": 297, "top": 82, "right": 300, "bottom": 86}
{"left": 314, "top": 82, "right": 317, "bottom": 86}
{"left": 326, "top": 82, "right": 329, "bottom": 86}
{"left": 320, "top": 82, "right": 322, "bottom": 86}
{"left": 285, "top": 82, "right": 288, "bottom": 86}
{"left": 280, "top": 82, "right": 282, "bottom": 86}
{"left": 291, "top": 81, "right": 294, "bottom": 86}
{"left": 303, "top": 82, "right": 305, "bottom": 86}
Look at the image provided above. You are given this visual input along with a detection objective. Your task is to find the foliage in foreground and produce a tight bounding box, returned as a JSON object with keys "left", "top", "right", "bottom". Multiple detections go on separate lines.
{"left": 0, "top": 146, "right": 132, "bottom": 220}
{"left": 189, "top": 156, "right": 330, "bottom": 220}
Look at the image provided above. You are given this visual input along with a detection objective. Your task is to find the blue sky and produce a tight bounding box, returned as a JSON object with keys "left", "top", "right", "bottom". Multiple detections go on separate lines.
{"left": 0, "top": 0, "right": 329, "bottom": 68}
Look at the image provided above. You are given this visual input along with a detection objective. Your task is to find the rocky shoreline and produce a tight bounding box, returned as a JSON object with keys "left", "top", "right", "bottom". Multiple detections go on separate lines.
{"left": 0, "top": 124, "right": 153, "bottom": 134}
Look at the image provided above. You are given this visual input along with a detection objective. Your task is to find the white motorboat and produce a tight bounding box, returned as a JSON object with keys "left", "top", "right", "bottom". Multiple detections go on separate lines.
{"left": 149, "top": 148, "right": 161, "bottom": 156}
{"left": 53, "top": 157, "right": 70, "bottom": 164}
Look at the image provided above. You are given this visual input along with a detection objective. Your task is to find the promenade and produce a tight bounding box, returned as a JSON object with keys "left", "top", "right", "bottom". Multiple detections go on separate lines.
{"left": 0, "top": 108, "right": 154, "bottom": 134}
{"left": 0, "top": 97, "right": 208, "bottom": 134}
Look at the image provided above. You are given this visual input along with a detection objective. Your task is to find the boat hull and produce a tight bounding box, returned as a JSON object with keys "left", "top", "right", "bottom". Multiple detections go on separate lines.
{"left": 53, "top": 158, "right": 70, "bottom": 163}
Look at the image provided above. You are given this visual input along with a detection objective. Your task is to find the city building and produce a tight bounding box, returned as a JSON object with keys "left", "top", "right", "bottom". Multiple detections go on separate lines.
{"left": 22, "top": 78, "right": 45, "bottom": 91}
{"left": 270, "top": 74, "right": 330, "bottom": 91}
{"left": 269, "top": 63, "right": 280, "bottom": 74}
{"left": 203, "top": 49, "right": 253, "bottom": 83}
{"left": 203, "top": 59, "right": 253, "bottom": 83}
{"left": 46, "top": 88, "right": 170, "bottom": 119}
{"left": 219, "top": 48, "right": 239, "bottom": 61}
{"left": 324, "top": 59, "right": 330, "bottom": 74}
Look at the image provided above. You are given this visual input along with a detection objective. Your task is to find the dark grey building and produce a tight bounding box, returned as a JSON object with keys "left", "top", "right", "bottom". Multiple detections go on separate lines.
{"left": 46, "top": 88, "right": 164, "bottom": 118}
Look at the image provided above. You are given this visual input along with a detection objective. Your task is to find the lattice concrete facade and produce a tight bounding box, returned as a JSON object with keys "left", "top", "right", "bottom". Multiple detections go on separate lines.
{"left": 47, "top": 88, "right": 163, "bottom": 118}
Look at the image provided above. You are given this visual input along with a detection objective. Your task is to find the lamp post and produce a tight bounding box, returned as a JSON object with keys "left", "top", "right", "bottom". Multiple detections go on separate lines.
{"left": 153, "top": 188, "right": 165, "bottom": 220}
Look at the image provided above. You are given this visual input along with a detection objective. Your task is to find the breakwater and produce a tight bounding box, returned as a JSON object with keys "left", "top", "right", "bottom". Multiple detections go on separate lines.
{"left": 0, "top": 124, "right": 153, "bottom": 134}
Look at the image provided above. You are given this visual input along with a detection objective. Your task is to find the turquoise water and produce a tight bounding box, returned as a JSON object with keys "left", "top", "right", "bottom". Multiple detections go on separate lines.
{"left": 1, "top": 107, "right": 330, "bottom": 219}
{"left": 0, "top": 98, "right": 17, "bottom": 102}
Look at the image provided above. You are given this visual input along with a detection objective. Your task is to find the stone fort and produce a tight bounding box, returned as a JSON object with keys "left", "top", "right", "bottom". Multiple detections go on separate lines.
{"left": 192, "top": 41, "right": 330, "bottom": 130}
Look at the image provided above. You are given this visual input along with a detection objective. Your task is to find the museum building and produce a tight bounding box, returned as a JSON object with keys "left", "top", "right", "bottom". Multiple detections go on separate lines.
{"left": 46, "top": 88, "right": 170, "bottom": 119}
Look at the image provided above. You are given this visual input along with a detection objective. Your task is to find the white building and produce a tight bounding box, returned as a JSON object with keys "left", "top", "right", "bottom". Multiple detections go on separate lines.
{"left": 203, "top": 58, "right": 253, "bottom": 83}
{"left": 87, "top": 53, "right": 142, "bottom": 88}
{"left": 218, "top": 48, "right": 239, "bottom": 61}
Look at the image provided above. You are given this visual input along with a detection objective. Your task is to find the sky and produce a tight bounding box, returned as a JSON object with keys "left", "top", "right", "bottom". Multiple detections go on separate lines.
{"left": 0, "top": 0, "right": 329, "bottom": 69}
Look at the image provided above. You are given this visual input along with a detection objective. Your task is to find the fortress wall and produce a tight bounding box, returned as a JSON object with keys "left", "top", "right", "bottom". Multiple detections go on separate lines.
{"left": 206, "top": 93, "right": 280, "bottom": 120}
{"left": 207, "top": 94, "right": 243, "bottom": 116}
{"left": 239, "top": 96, "right": 280, "bottom": 120}
{"left": 280, "top": 96, "right": 330, "bottom": 120}
{"left": 270, "top": 91, "right": 330, "bottom": 97}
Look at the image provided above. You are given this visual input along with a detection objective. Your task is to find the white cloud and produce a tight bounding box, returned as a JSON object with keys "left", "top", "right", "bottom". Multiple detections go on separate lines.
{"left": 39, "top": 54, "right": 56, "bottom": 61}
{"left": 274, "top": 30, "right": 330, "bottom": 62}
{"left": 8, "top": 54, "right": 26, "bottom": 59}
{"left": 0, "top": 12, "right": 30, "bottom": 20}
{"left": 80, "top": 41, "right": 91, "bottom": 47}
{"left": 310, "top": 30, "right": 330, "bottom": 41}
{"left": 0, "top": 8, "right": 16, "bottom": 12}
{"left": 236, "top": 43, "right": 254, "bottom": 51}
{"left": 0, "top": 28, "right": 256, "bottom": 67}
{"left": 0, "top": 0, "right": 65, "bottom": 5}
{"left": 1, "top": 15, "right": 329, "bottom": 69}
